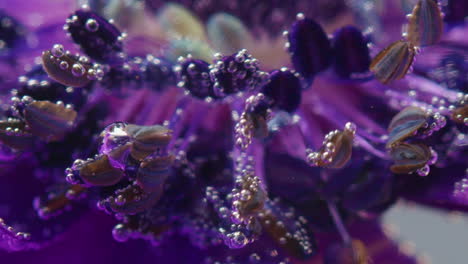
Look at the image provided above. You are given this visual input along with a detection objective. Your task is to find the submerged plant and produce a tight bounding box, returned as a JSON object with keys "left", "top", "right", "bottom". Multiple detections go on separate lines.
{"left": 0, "top": 0, "right": 467, "bottom": 263}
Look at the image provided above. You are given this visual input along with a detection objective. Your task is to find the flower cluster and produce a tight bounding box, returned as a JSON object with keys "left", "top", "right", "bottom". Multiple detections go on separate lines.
{"left": 0, "top": 0, "right": 467, "bottom": 263}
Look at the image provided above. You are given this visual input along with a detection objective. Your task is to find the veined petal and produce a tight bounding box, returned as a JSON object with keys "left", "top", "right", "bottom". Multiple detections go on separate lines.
{"left": 407, "top": 0, "right": 444, "bottom": 47}
{"left": 370, "top": 40, "right": 415, "bottom": 84}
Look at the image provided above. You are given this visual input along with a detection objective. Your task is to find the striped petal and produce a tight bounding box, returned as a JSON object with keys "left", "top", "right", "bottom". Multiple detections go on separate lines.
{"left": 23, "top": 100, "right": 77, "bottom": 142}
{"left": 0, "top": 119, "right": 34, "bottom": 151}
{"left": 386, "top": 106, "right": 427, "bottom": 148}
{"left": 370, "top": 40, "right": 415, "bottom": 84}
{"left": 389, "top": 143, "right": 431, "bottom": 174}
{"left": 126, "top": 124, "right": 172, "bottom": 161}
{"left": 137, "top": 155, "right": 174, "bottom": 193}
{"left": 407, "top": 0, "right": 444, "bottom": 47}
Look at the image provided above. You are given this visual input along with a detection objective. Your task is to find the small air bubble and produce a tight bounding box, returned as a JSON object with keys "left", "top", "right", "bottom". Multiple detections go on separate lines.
{"left": 85, "top": 19, "right": 99, "bottom": 32}
{"left": 71, "top": 64, "right": 85, "bottom": 77}
{"left": 51, "top": 44, "right": 64, "bottom": 58}
{"left": 59, "top": 61, "right": 69, "bottom": 70}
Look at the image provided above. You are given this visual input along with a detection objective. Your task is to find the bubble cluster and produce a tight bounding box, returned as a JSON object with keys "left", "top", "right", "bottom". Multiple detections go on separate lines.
{"left": 65, "top": 7, "right": 124, "bottom": 62}
{"left": 175, "top": 49, "right": 268, "bottom": 100}
{"left": 234, "top": 93, "right": 271, "bottom": 149}
{"left": 42, "top": 44, "right": 104, "bottom": 87}
{"left": 306, "top": 122, "right": 356, "bottom": 169}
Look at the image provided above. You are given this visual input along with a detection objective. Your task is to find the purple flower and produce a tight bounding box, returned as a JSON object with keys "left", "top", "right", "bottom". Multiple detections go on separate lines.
{"left": 0, "top": 0, "right": 467, "bottom": 263}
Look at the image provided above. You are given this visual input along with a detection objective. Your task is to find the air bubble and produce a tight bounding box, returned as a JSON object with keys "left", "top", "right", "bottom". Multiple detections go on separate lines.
{"left": 51, "top": 44, "right": 64, "bottom": 58}
{"left": 85, "top": 18, "right": 99, "bottom": 32}
{"left": 71, "top": 64, "right": 85, "bottom": 77}
{"left": 59, "top": 61, "right": 69, "bottom": 70}
{"left": 112, "top": 224, "right": 129, "bottom": 242}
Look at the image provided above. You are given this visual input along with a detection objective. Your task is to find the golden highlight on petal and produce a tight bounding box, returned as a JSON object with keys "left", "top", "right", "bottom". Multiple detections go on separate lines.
{"left": 156, "top": 3, "right": 206, "bottom": 41}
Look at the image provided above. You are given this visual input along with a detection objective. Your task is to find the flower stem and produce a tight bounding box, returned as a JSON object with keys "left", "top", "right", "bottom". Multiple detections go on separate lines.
{"left": 327, "top": 200, "right": 351, "bottom": 245}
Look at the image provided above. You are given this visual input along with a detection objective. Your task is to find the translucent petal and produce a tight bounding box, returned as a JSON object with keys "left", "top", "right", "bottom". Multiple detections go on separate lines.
{"left": 156, "top": 3, "right": 206, "bottom": 41}
{"left": 165, "top": 38, "right": 213, "bottom": 62}
{"left": 207, "top": 13, "right": 253, "bottom": 54}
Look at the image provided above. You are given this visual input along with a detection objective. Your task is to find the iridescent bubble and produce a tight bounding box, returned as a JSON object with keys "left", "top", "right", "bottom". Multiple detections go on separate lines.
{"left": 451, "top": 105, "right": 468, "bottom": 124}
